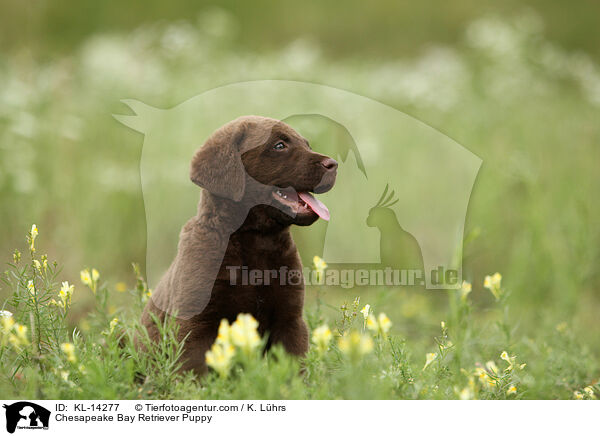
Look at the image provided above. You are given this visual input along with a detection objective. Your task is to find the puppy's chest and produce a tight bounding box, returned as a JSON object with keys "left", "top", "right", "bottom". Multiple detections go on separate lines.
{"left": 217, "top": 233, "right": 304, "bottom": 321}
{"left": 225, "top": 231, "right": 301, "bottom": 272}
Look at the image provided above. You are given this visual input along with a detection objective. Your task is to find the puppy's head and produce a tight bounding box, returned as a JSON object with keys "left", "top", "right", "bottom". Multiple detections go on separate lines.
{"left": 191, "top": 116, "right": 337, "bottom": 226}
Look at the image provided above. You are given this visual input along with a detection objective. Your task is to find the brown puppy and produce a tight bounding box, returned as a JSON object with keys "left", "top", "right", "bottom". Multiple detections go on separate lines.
{"left": 140, "top": 116, "right": 338, "bottom": 375}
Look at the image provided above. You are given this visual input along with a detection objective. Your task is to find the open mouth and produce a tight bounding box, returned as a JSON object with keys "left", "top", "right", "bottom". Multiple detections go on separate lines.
{"left": 273, "top": 188, "right": 330, "bottom": 221}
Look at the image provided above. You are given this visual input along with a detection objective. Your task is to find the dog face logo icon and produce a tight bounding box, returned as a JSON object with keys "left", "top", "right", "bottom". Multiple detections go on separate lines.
{"left": 2, "top": 402, "right": 50, "bottom": 433}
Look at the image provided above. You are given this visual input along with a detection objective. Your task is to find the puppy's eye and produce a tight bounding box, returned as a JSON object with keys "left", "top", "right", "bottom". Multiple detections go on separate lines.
{"left": 273, "top": 142, "right": 287, "bottom": 150}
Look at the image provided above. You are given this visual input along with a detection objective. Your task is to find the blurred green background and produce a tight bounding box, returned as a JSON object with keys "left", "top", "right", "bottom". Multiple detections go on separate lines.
{"left": 1, "top": 1, "right": 599, "bottom": 355}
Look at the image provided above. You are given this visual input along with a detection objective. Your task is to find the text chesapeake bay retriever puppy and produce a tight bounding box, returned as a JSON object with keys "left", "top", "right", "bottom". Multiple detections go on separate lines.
{"left": 141, "top": 115, "right": 338, "bottom": 375}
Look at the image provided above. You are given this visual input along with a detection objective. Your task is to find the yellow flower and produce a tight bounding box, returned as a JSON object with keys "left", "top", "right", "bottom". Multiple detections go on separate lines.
{"left": 61, "top": 342, "right": 77, "bottom": 363}
{"left": 500, "top": 350, "right": 516, "bottom": 370}
{"left": 109, "top": 317, "right": 119, "bottom": 334}
{"left": 13, "top": 249, "right": 21, "bottom": 264}
{"left": 33, "top": 260, "right": 42, "bottom": 271}
{"left": 205, "top": 342, "right": 235, "bottom": 377}
{"left": 366, "top": 314, "right": 377, "bottom": 331}
{"left": 468, "top": 376, "right": 476, "bottom": 390}
{"left": 458, "top": 387, "right": 474, "bottom": 400}
{"left": 7, "top": 334, "right": 19, "bottom": 348}
{"left": 442, "top": 340, "right": 454, "bottom": 350}
{"left": 115, "top": 282, "right": 127, "bottom": 293}
{"left": 574, "top": 390, "right": 584, "bottom": 400}
{"left": 378, "top": 313, "right": 392, "bottom": 336}
{"left": 5, "top": 323, "right": 29, "bottom": 349}
{"left": 360, "top": 304, "right": 371, "bottom": 322}
{"left": 27, "top": 280, "right": 36, "bottom": 302}
{"left": 230, "top": 313, "right": 260, "bottom": 355}
{"left": 486, "top": 360, "right": 499, "bottom": 375}
{"left": 80, "top": 269, "right": 92, "bottom": 286}
{"left": 459, "top": 281, "right": 472, "bottom": 301}
{"left": 80, "top": 268, "right": 99, "bottom": 293}
{"left": 583, "top": 386, "right": 596, "bottom": 399}
{"left": 312, "top": 256, "right": 327, "bottom": 281}
{"left": 422, "top": 352, "right": 437, "bottom": 371}
{"left": 141, "top": 289, "right": 152, "bottom": 303}
{"left": 313, "top": 256, "right": 327, "bottom": 271}
{"left": 216, "top": 319, "right": 231, "bottom": 345}
{"left": 11, "top": 324, "right": 29, "bottom": 347}
{"left": 1, "top": 316, "right": 20, "bottom": 348}
{"left": 1, "top": 314, "right": 15, "bottom": 332}
{"left": 484, "top": 272, "right": 503, "bottom": 301}
{"left": 15, "top": 324, "right": 28, "bottom": 340}
{"left": 311, "top": 324, "right": 332, "bottom": 354}
{"left": 338, "top": 331, "right": 373, "bottom": 357}
{"left": 366, "top": 312, "right": 393, "bottom": 338}
{"left": 29, "top": 224, "right": 38, "bottom": 252}
{"left": 359, "top": 335, "right": 374, "bottom": 355}
{"left": 484, "top": 272, "right": 502, "bottom": 289}
{"left": 473, "top": 367, "right": 493, "bottom": 387}
{"left": 507, "top": 385, "right": 517, "bottom": 395}
{"left": 58, "top": 281, "right": 74, "bottom": 308}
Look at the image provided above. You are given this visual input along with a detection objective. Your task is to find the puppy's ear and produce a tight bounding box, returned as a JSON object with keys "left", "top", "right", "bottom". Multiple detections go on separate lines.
{"left": 190, "top": 122, "right": 247, "bottom": 201}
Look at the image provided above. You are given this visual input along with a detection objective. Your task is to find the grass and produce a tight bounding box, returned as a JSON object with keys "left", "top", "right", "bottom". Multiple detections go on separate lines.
{"left": 0, "top": 227, "right": 597, "bottom": 400}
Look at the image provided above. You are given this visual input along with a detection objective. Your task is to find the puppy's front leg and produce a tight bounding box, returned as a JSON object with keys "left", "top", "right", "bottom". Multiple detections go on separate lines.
{"left": 177, "top": 330, "right": 218, "bottom": 376}
{"left": 269, "top": 317, "right": 309, "bottom": 356}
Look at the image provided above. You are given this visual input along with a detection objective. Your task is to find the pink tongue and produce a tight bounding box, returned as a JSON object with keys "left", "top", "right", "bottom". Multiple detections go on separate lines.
{"left": 298, "top": 192, "right": 330, "bottom": 221}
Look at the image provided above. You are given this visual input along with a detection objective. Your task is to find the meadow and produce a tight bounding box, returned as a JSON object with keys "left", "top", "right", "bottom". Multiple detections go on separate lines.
{"left": 0, "top": 225, "right": 597, "bottom": 399}
{"left": 1, "top": 6, "right": 599, "bottom": 399}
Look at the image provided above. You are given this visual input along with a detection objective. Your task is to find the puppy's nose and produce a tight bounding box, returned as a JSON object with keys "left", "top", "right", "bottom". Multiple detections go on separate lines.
{"left": 321, "top": 157, "right": 338, "bottom": 171}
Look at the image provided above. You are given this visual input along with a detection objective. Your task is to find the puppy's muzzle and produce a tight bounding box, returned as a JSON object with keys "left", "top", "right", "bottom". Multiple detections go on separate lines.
{"left": 314, "top": 157, "right": 338, "bottom": 194}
